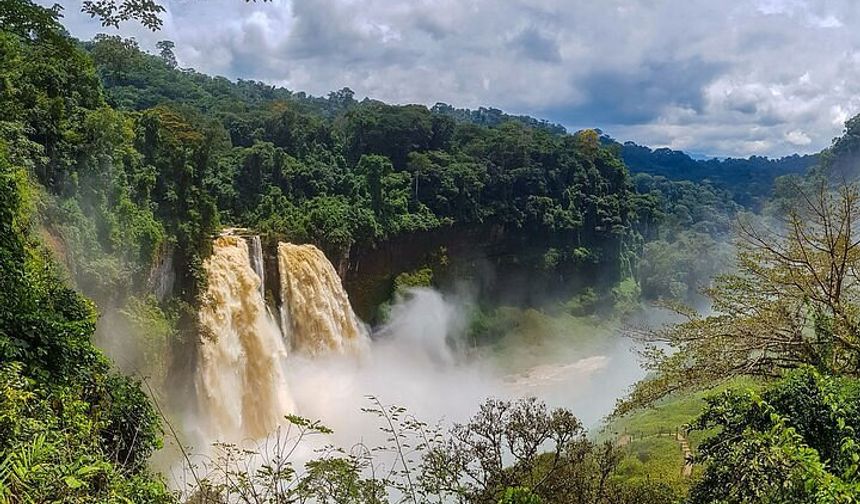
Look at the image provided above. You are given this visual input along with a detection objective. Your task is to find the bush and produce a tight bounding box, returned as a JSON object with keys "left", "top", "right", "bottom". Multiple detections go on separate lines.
{"left": 689, "top": 367, "right": 860, "bottom": 503}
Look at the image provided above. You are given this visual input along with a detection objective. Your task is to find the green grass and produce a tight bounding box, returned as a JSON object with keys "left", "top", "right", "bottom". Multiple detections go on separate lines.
{"left": 601, "top": 390, "right": 705, "bottom": 443}
{"left": 599, "top": 377, "right": 764, "bottom": 495}
{"left": 613, "top": 435, "right": 687, "bottom": 489}
{"left": 600, "top": 377, "right": 760, "bottom": 443}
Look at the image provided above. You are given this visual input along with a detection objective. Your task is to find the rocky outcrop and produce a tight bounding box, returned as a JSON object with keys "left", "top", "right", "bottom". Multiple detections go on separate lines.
{"left": 146, "top": 242, "right": 176, "bottom": 302}
{"left": 343, "top": 223, "right": 620, "bottom": 321}
{"left": 256, "top": 223, "right": 622, "bottom": 323}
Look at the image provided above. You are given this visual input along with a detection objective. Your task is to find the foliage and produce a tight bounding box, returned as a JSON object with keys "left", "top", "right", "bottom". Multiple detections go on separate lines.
{"left": 181, "top": 414, "right": 385, "bottom": 504}
{"left": 420, "top": 397, "right": 617, "bottom": 504}
{"left": 604, "top": 378, "right": 761, "bottom": 499}
{"left": 0, "top": 18, "right": 172, "bottom": 305}
{"left": 631, "top": 173, "right": 739, "bottom": 239}
{"left": 181, "top": 398, "right": 675, "bottom": 504}
{"left": 82, "top": 35, "right": 637, "bottom": 280}
{"left": 81, "top": 0, "right": 165, "bottom": 30}
{"left": 610, "top": 278, "right": 641, "bottom": 316}
{"left": 0, "top": 0, "right": 67, "bottom": 45}
{"left": 0, "top": 142, "right": 170, "bottom": 500}
{"left": 563, "top": 287, "right": 599, "bottom": 316}
{"left": 393, "top": 267, "right": 434, "bottom": 293}
{"left": 623, "top": 182, "right": 860, "bottom": 412}
{"left": 468, "top": 305, "right": 600, "bottom": 351}
{"left": 0, "top": 6, "right": 172, "bottom": 499}
{"left": 498, "top": 487, "right": 542, "bottom": 504}
{"left": 637, "top": 230, "right": 733, "bottom": 304}
{"left": 630, "top": 173, "right": 737, "bottom": 304}
{"left": 614, "top": 137, "right": 816, "bottom": 208}
{"left": 113, "top": 294, "right": 177, "bottom": 385}
{"left": 817, "top": 112, "right": 860, "bottom": 182}
{"left": 689, "top": 367, "right": 860, "bottom": 503}
{"left": 431, "top": 102, "right": 567, "bottom": 136}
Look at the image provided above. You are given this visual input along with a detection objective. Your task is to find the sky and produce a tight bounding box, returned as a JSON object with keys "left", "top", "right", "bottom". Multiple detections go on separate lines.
{"left": 53, "top": 0, "right": 860, "bottom": 158}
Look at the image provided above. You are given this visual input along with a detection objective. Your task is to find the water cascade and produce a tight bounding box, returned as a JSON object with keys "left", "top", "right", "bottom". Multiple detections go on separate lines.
{"left": 248, "top": 235, "right": 266, "bottom": 298}
{"left": 189, "top": 236, "right": 633, "bottom": 460}
{"left": 278, "top": 243, "right": 369, "bottom": 356}
{"left": 196, "top": 235, "right": 294, "bottom": 442}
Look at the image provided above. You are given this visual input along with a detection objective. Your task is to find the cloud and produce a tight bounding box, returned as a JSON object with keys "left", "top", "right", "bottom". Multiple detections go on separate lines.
{"left": 546, "top": 57, "right": 728, "bottom": 125}
{"left": 785, "top": 129, "right": 813, "bottom": 145}
{"left": 52, "top": 0, "right": 860, "bottom": 157}
{"left": 509, "top": 27, "right": 561, "bottom": 63}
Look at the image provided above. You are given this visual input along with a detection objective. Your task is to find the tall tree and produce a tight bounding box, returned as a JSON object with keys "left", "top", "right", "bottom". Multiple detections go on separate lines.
{"left": 156, "top": 39, "right": 176, "bottom": 68}
{"left": 622, "top": 181, "right": 860, "bottom": 412}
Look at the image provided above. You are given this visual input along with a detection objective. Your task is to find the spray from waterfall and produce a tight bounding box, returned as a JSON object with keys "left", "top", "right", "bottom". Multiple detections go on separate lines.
{"left": 196, "top": 235, "right": 294, "bottom": 443}
{"left": 189, "top": 235, "right": 642, "bottom": 458}
{"left": 278, "top": 243, "right": 369, "bottom": 356}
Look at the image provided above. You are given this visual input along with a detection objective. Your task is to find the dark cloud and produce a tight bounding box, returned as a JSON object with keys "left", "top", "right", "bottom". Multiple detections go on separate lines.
{"left": 285, "top": 0, "right": 365, "bottom": 60}
{"left": 548, "top": 58, "right": 727, "bottom": 125}
{"left": 509, "top": 27, "right": 561, "bottom": 63}
{"left": 411, "top": 14, "right": 451, "bottom": 41}
{"left": 274, "top": 0, "right": 419, "bottom": 70}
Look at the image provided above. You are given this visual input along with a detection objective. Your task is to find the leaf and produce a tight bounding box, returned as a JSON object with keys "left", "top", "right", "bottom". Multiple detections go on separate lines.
{"left": 64, "top": 475, "right": 84, "bottom": 489}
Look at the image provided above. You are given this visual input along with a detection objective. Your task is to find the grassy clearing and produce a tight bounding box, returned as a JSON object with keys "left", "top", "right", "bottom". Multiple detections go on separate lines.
{"left": 599, "top": 377, "right": 763, "bottom": 495}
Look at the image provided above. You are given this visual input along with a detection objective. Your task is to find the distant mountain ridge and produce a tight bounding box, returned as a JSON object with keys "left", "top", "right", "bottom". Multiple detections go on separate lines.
{"left": 605, "top": 138, "right": 818, "bottom": 207}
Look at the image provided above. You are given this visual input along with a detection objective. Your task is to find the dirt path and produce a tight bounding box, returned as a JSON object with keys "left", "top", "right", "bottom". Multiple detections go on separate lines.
{"left": 614, "top": 429, "right": 693, "bottom": 477}
{"left": 676, "top": 432, "right": 693, "bottom": 476}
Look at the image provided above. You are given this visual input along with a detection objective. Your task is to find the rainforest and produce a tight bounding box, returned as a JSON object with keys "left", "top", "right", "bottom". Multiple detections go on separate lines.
{"left": 3, "top": 1, "right": 860, "bottom": 502}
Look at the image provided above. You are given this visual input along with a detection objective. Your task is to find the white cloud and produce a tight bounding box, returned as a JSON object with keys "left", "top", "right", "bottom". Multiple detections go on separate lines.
{"left": 785, "top": 129, "right": 812, "bottom": 145}
{"left": 52, "top": 0, "right": 860, "bottom": 157}
{"left": 811, "top": 14, "right": 843, "bottom": 28}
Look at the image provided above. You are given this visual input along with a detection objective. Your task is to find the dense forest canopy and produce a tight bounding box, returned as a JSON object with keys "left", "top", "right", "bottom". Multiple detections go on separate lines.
{"left": 5, "top": 0, "right": 860, "bottom": 502}
{"left": 606, "top": 138, "right": 819, "bottom": 208}
{"left": 68, "top": 32, "right": 757, "bottom": 309}
{"left": 13, "top": 30, "right": 651, "bottom": 312}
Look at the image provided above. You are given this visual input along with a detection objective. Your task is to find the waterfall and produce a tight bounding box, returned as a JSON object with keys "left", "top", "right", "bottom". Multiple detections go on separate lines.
{"left": 196, "top": 235, "right": 294, "bottom": 442}
{"left": 278, "top": 243, "right": 369, "bottom": 356}
{"left": 247, "top": 235, "right": 266, "bottom": 298}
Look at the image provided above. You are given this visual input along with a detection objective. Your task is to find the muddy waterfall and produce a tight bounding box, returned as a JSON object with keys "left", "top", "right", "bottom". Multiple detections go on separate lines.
{"left": 196, "top": 234, "right": 369, "bottom": 442}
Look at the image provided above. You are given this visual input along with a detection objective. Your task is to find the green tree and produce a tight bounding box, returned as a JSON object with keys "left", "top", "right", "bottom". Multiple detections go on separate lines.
{"left": 0, "top": 143, "right": 171, "bottom": 502}
{"left": 623, "top": 182, "right": 860, "bottom": 412}
{"left": 688, "top": 368, "right": 860, "bottom": 503}
{"left": 82, "top": 0, "right": 165, "bottom": 29}
{"left": 498, "top": 487, "right": 542, "bottom": 504}
{"left": 156, "top": 39, "right": 177, "bottom": 68}
{"left": 340, "top": 103, "right": 434, "bottom": 168}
